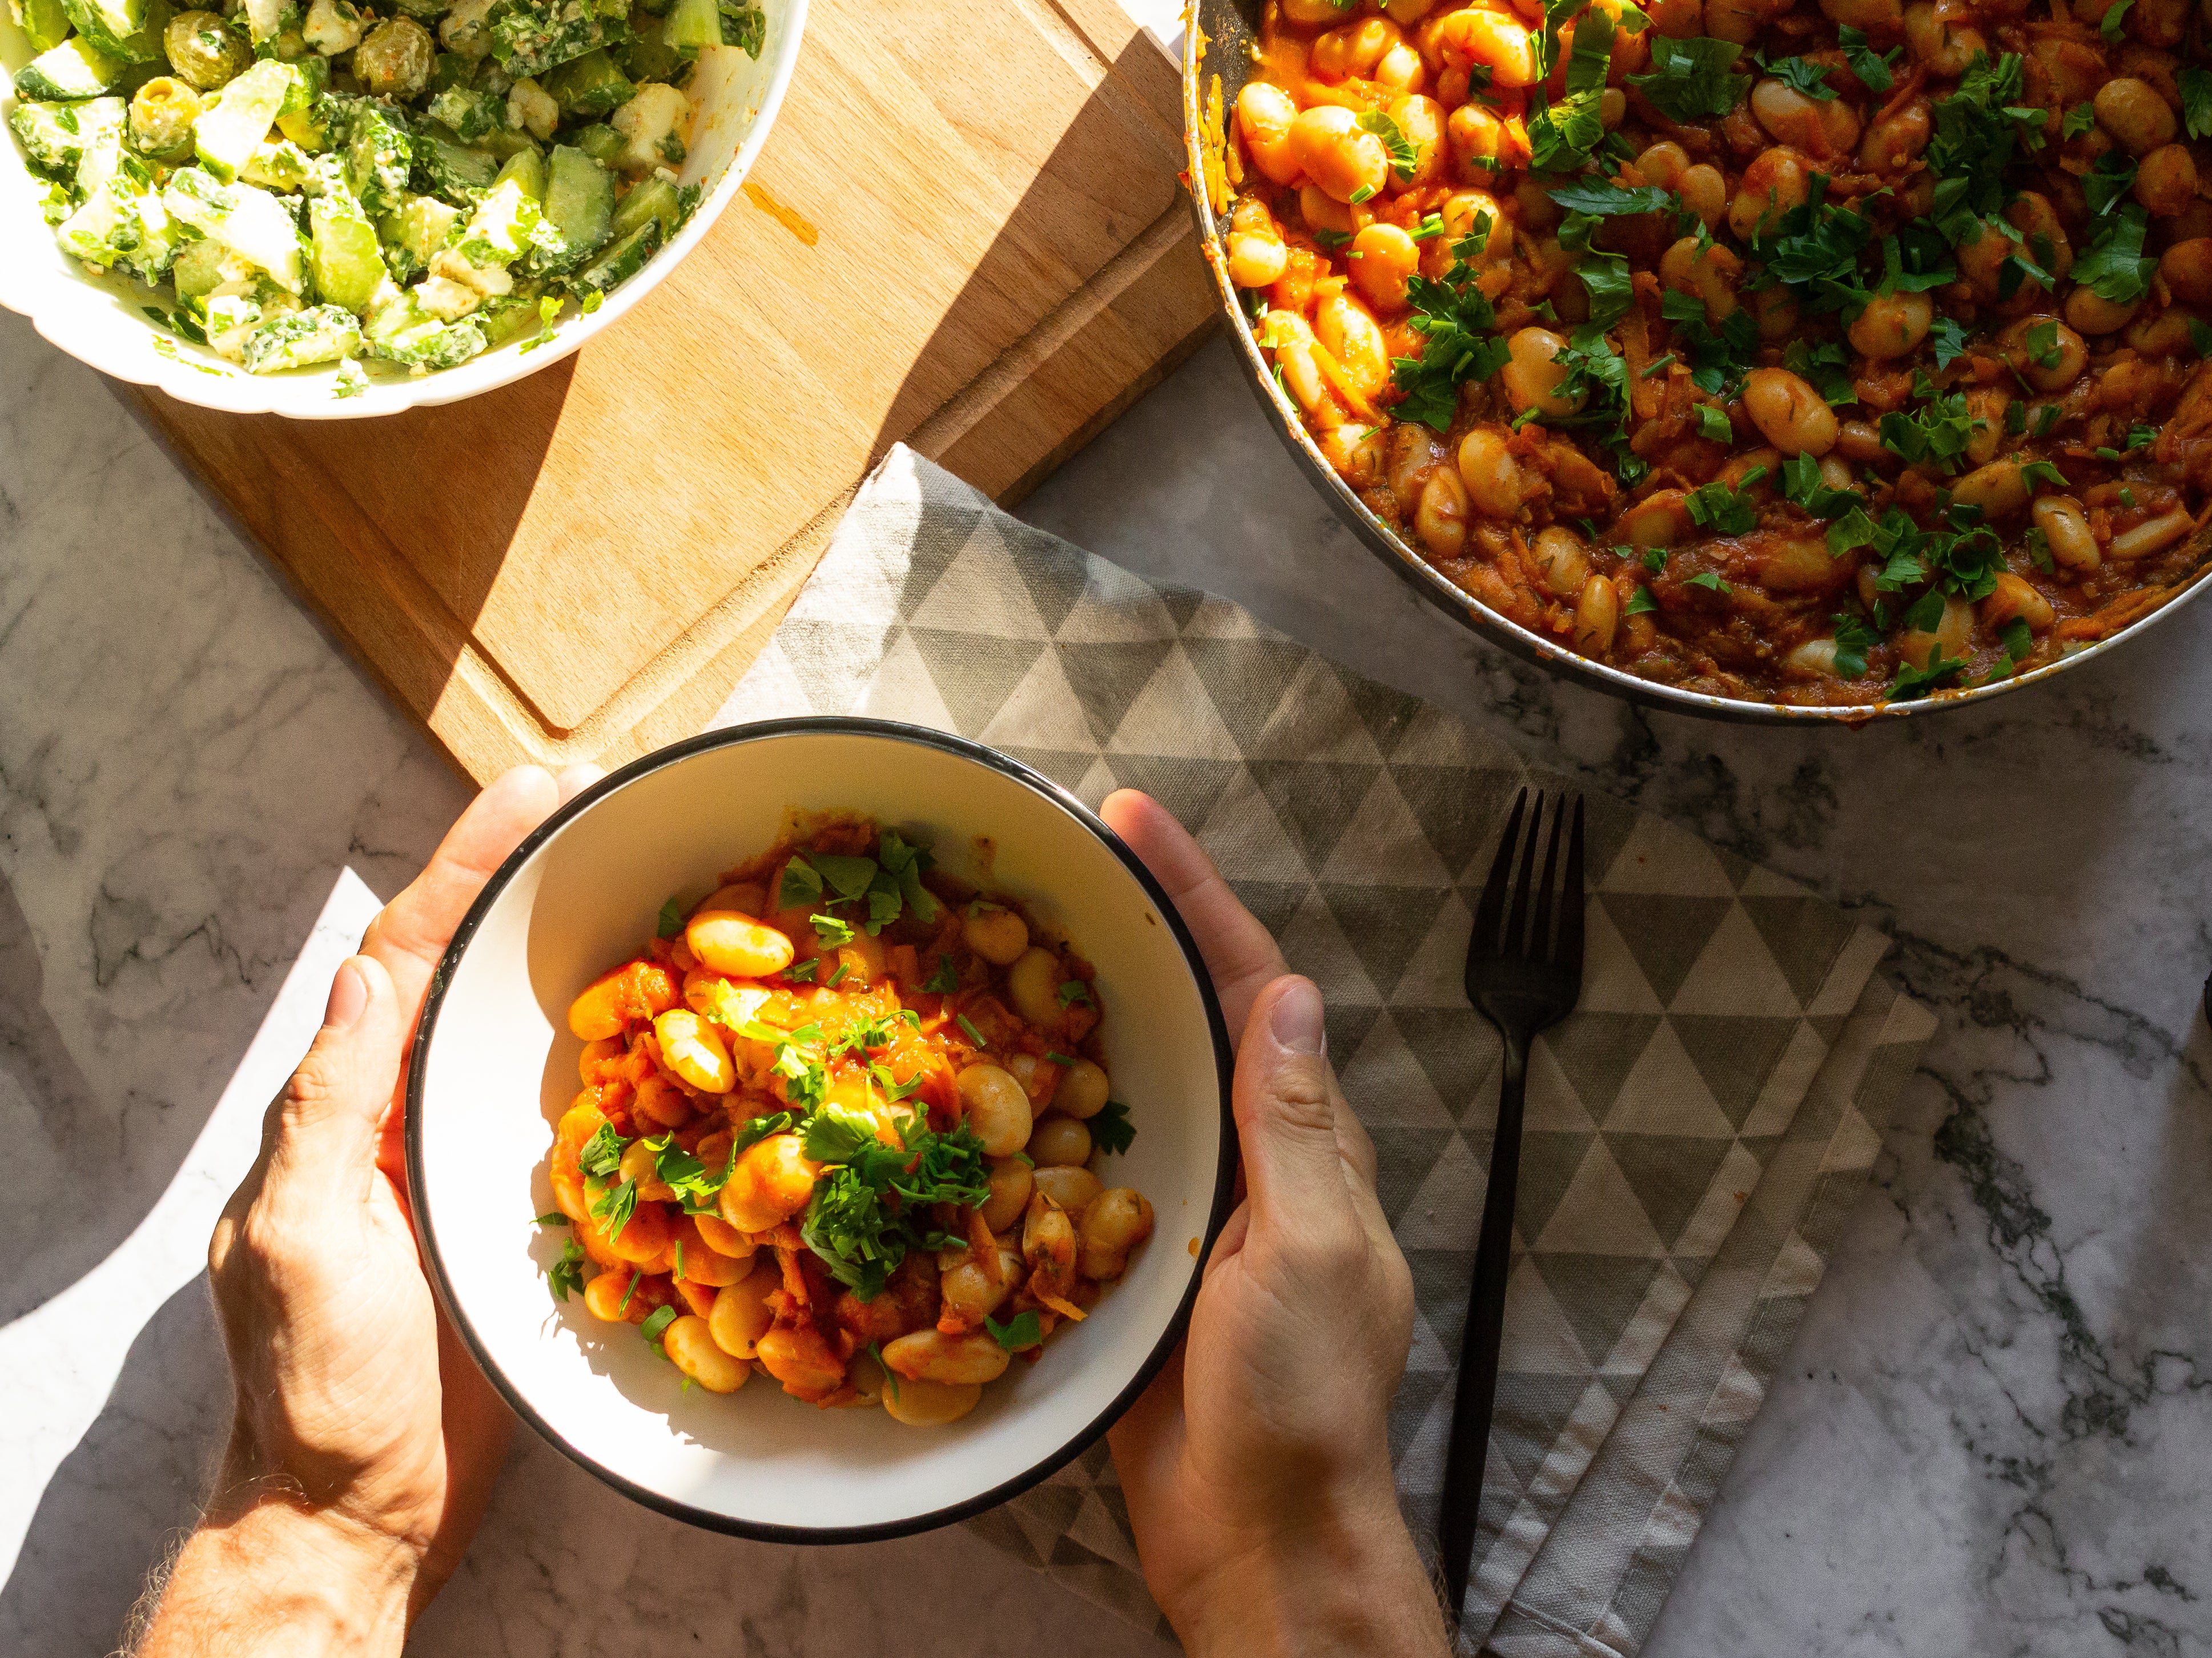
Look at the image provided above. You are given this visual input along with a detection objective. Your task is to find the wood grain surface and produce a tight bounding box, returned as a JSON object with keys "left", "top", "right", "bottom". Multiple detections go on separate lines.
{"left": 130, "top": 0, "right": 1217, "bottom": 782}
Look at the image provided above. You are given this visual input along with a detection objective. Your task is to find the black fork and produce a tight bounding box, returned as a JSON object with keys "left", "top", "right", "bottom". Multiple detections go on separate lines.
{"left": 1439, "top": 788, "right": 1587, "bottom": 1624}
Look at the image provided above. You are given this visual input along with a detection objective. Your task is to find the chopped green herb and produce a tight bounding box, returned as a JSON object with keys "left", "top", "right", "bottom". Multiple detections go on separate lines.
{"left": 1879, "top": 392, "right": 1977, "bottom": 473}
{"left": 870, "top": 1341, "right": 899, "bottom": 1401}
{"left": 986, "top": 1310, "right": 1043, "bottom": 1351}
{"left": 1684, "top": 474, "right": 1763, "bottom": 536}
{"left": 786, "top": 956, "right": 820, "bottom": 984}
{"left": 1348, "top": 184, "right": 1376, "bottom": 206}
{"left": 1546, "top": 180, "right": 1677, "bottom": 217}
{"left": 1928, "top": 316, "right": 1973, "bottom": 371}
{"left": 1627, "top": 34, "right": 1750, "bottom": 122}
{"left": 1626, "top": 586, "right": 1659, "bottom": 615}
{"left": 2182, "top": 66, "right": 2212, "bottom": 141}
{"left": 2000, "top": 615, "right": 2034, "bottom": 662}
{"left": 1759, "top": 53, "right": 1836, "bottom": 102}
{"left": 1390, "top": 260, "right": 1511, "bottom": 432}
{"left": 640, "top": 1303, "right": 678, "bottom": 1354}
{"left": 2020, "top": 459, "right": 2069, "bottom": 489}
{"left": 2072, "top": 205, "right": 2157, "bottom": 304}
{"left": 801, "top": 1119, "right": 991, "bottom": 1299}
{"left": 1686, "top": 569, "right": 1734, "bottom": 594}
{"left": 1411, "top": 213, "right": 1446, "bottom": 242}
{"left": 730, "top": 1109, "right": 799, "bottom": 1156}
{"left": 813, "top": 911, "right": 857, "bottom": 948}
{"left": 579, "top": 1124, "right": 628, "bottom": 1180}
{"left": 956, "top": 1013, "right": 987, "bottom": 1049}
{"left": 1046, "top": 1051, "right": 1078, "bottom": 1067}
{"left": 1091, "top": 1098, "right": 1137, "bottom": 1157}
{"left": 2062, "top": 102, "right": 2098, "bottom": 139}
{"left": 589, "top": 1175, "right": 639, "bottom": 1238}
{"left": 534, "top": 1211, "right": 570, "bottom": 1228}
{"left": 546, "top": 1237, "right": 586, "bottom": 1302}
{"left": 1837, "top": 26, "right": 1897, "bottom": 93}
{"left": 1356, "top": 110, "right": 1419, "bottom": 180}
{"left": 924, "top": 956, "right": 960, "bottom": 995}
{"left": 778, "top": 855, "right": 823, "bottom": 911}
{"left": 2100, "top": 0, "right": 2134, "bottom": 41}
{"left": 1057, "top": 979, "right": 1095, "bottom": 1009}
{"left": 1692, "top": 404, "right": 1733, "bottom": 443}
{"left": 1892, "top": 650, "right": 1968, "bottom": 699}
{"left": 1643, "top": 546, "right": 1668, "bottom": 573}
{"left": 656, "top": 896, "right": 685, "bottom": 938}
{"left": 618, "top": 1267, "right": 642, "bottom": 1314}
{"left": 1830, "top": 611, "right": 1880, "bottom": 678}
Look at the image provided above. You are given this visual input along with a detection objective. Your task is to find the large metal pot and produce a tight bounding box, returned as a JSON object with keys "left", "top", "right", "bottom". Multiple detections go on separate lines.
{"left": 1180, "top": 0, "right": 2212, "bottom": 723}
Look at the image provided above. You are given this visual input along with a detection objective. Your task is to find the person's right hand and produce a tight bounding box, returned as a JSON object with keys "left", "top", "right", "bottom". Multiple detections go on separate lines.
{"left": 1101, "top": 791, "right": 1448, "bottom": 1657}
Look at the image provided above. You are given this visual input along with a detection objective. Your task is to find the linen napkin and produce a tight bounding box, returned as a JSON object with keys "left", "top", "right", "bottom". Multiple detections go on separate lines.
{"left": 707, "top": 447, "right": 1938, "bottom": 1656}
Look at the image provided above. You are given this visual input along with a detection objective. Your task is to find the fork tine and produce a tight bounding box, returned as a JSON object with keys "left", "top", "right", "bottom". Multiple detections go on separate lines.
{"left": 1501, "top": 792, "right": 1545, "bottom": 957}
{"left": 1556, "top": 795, "right": 1586, "bottom": 969}
{"left": 1473, "top": 789, "right": 1528, "bottom": 952}
{"left": 1529, "top": 792, "right": 1565, "bottom": 960}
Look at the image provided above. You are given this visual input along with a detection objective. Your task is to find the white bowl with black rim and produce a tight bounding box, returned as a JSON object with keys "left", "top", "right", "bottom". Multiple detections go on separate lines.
{"left": 406, "top": 716, "right": 1236, "bottom": 1539}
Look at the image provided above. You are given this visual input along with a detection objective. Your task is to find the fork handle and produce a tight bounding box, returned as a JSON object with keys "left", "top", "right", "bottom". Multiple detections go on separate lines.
{"left": 1439, "top": 1029, "right": 1529, "bottom": 1628}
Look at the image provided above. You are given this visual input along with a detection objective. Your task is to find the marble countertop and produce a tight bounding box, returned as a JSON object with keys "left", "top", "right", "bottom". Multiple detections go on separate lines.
{"left": 3, "top": 299, "right": 2209, "bottom": 1658}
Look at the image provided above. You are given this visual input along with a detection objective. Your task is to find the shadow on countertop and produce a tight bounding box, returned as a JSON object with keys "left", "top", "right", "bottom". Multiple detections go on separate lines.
{"left": 0, "top": 1275, "right": 228, "bottom": 1658}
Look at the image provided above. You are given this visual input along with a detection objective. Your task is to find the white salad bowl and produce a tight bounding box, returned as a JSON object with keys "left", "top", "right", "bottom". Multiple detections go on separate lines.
{"left": 407, "top": 718, "right": 1237, "bottom": 1539}
{"left": 0, "top": 0, "right": 803, "bottom": 419}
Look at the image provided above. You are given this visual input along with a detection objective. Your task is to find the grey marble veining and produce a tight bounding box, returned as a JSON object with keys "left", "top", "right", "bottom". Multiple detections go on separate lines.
{"left": 3, "top": 299, "right": 2209, "bottom": 1658}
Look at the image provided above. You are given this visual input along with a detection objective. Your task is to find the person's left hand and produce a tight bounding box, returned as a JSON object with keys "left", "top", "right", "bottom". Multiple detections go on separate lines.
{"left": 142, "top": 764, "right": 595, "bottom": 1656}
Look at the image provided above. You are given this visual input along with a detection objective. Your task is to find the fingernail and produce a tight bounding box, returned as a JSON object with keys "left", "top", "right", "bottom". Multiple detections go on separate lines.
{"left": 324, "top": 958, "right": 368, "bottom": 1031}
{"left": 1269, "top": 977, "right": 1326, "bottom": 1056}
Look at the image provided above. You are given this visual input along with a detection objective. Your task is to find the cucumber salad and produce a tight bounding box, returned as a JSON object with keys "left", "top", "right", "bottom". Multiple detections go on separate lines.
{"left": 7, "top": 0, "right": 765, "bottom": 378}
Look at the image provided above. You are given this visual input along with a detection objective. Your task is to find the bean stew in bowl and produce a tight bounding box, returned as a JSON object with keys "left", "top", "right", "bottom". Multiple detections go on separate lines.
{"left": 546, "top": 814, "right": 1157, "bottom": 1429}
{"left": 407, "top": 719, "right": 1233, "bottom": 1539}
{"left": 1186, "top": 0, "right": 2212, "bottom": 716}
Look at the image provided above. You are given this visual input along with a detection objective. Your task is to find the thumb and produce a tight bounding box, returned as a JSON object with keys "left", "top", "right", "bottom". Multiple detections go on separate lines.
{"left": 1232, "top": 976, "right": 1352, "bottom": 1227}
{"left": 268, "top": 954, "right": 406, "bottom": 1199}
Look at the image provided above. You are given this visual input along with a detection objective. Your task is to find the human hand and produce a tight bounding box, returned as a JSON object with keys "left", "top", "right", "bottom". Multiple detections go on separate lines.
{"left": 138, "top": 764, "right": 596, "bottom": 1657}
{"left": 1100, "top": 792, "right": 1447, "bottom": 1658}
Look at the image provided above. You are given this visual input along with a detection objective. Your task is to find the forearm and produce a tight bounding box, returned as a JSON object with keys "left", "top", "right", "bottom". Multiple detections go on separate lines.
{"left": 1171, "top": 1482, "right": 1451, "bottom": 1658}
{"left": 134, "top": 1487, "right": 420, "bottom": 1658}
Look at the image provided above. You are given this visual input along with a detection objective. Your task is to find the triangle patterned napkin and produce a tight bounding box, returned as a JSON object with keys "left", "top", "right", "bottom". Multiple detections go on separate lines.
{"left": 709, "top": 446, "right": 1938, "bottom": 1656}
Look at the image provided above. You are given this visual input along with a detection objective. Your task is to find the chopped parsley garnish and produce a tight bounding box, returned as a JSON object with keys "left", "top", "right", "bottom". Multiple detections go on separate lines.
{"left": 1999, "top": 616, "right": 2034, "bottom": 663}
{"left": 2063, "top": 102, "right": 2098, "bottom": 139}
{"left": 787, "top": 956, "right": 820, "bottom": 984}
{"left": 731, "top": 1108, "right": 799, "bottom": 1156}
{"left": 1693, "top": 404, "right": 1732, "bottom": 442}
{"left": 956, "top": 1013, "right": 987, "bottom": 1049}
{"left": 1057, "top": 979, "right": 1095, "bottom": 1009}
{"left": 1091, "top": 1098, "right": 1137, "bottom": 1157}
{"left": 1546, "top": 180, "right": 1678, "bottom": 217}
{"left": 778, "top": 855, "right": 823, "bottom": 910}
{"left": 1783, "top": 339, "right": 1857, "bottom": 407}
{"left": 1349, "top": 184, "right": 1376, "bottom": 206}
{"left": 655, "top": 896, "right": 685, "bottom": 938}
{"left": 924, "top": 955, "right": 960, "bottom": 995}
{"left": 1892, "top": 650, "right": 1968, "bottom": 700}
{"left": 640, "top": 1303, "right": 678, "bottom": 1354}
{"left": 986, "top": 1310, "right": 1043, "bottom": 1351}
{"left": 2182, "top": 67, "right": 2212, "bottom": 141}
{"left": 579, "top": 1124, "right": 626, "bottom": 1179}
{"left": 1780, "top": 451, "right": 1857, "bottom": 521}
{"left": 2023, "top": 317, "right": 2064, "bottom": 369}
{"left": 651, "top": 1134, "right": 734, "bottom": 1213}
{"left": 813, "top": 911, "right": 856, "bottom": 947}
{"left": 1685, "top": 473, "right": 1764, "bottom": 536}
{"left": 1527, "top": 6, "right": 1615, "bottom": 172}
{"left": 1356, "top": 110, "right": 1418, "bottom": 181}
{"left": 1759, "top": 53, "right": 1836, "bottom": 102}
{"left": 1411, "top": 213, "right": 1446, "bottom": 242}
{"left": 1391, "top": 260, "right": 1511, "bottom": 432}
{"left": 1659, "top": 288, "right": 1759, "bottom": 396}
{"left": 1830, "top": 611, "right": 1880, "bottom": 678}
{"left": 1686, "top": 569, "right": 1735, "bottom": 594}
{"left": 1878, "top": 392, "right": 1977, "bottom": 473}
{"left": 546, "top": 1237, "right": 586, "bottom": 1302}
{"left": 2073, "top": 205, "right": 2158, "bottom": 304}
{"left": 1627, "top": 35, "right": 1750, "bottom": 121}
{"left": 2020, "top": 459, "right": 2070, "bottom": 489}
{"left": 1626, "top": 586, "right": 1659, "bottom": 615}
{"left": 1837, "top": 26, "right": 1897, "bottom": 93}
{"left": 1928, "top": 316, "right": 1973, "bottom": 370}
{"left": 1923, "top": 53, "right": 2044, "bottom": 226}
{"left": 1642, "top": 546, "right": 1668, "bottom": 573}
{"left": 2081, "top": 152, "right": 2138, "bottom": 221}
{"left": 801, "top": 1117, "right": 992, "bottom": 1299}
{"left": 589, "top": 1174, "right": 639, "bottom": 1239}
{"left": 534, "top": 1211, "right": 570, "bottom": 1228}
{"left": 2100, "top": 0, "right": 2134, "bottom": 41}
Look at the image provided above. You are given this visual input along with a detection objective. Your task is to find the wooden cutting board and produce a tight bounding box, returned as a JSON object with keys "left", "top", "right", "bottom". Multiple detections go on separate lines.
{"left": 130, "top": 0, "right": 1215, "bottom": 782}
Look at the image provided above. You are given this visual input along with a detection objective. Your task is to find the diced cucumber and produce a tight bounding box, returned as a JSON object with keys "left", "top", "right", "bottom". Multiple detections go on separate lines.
{"left": 240, "top": 0, "right": 289, "bottom": 43}
{"left": 413, "top": 124, "right": 500, "bottom": 204}
{"left": 544, "top": 47, "right": 631, "bottom": 119}
{"left": 162, "top": 166, "right": 307, "bottom": 291}
{"left": 74, "top": 118, "right": 125, "bottom": 193}
{"left": 493, "top": 144, "right": 544, "bottom": 202}
{"left": 61, "top": 0, "right": 169, "bottom": 62}
{"left": 308, "top": 191, "right": 387, "bottom": 310}
{"left": 343, "top": 97, "right": 412, "bottom": 212}
{"left": 478, "top": 126, "right": 543, "bottom": 159}
{"left": 615, "top": 14, "right": 689, "bottom": 88}
{"left": 57, "top": 161, "right": 179, "bottom": 280}
{"left": 476, "top": 291, "right": 542, "bottom": 345}
{"left": 9, "top": 96, "right": 126, "bottom": 174}
{"left": 573, "top": 213, "right": 657, "bottom": 292}
{"left": 659, "top": 0, "right": 713, "bottom": 50}
{"left": 364, "top": 292, "right": 486, "bottom": 368}
{"left": 450, "top": 168, "right": 539, "bottom": 265}
{"left": 241, "top": 301, "right": 361, "bottom": 371}
{"left": 192, "top": 57, "right": 293, "bottom": 181}
{"left": 390, "top": 0, "right": 451, "bottom": 18}
{"left": 425, "top": 84, "right": 502, "bottom": 141}
{"left": 661, "top": 0, "right": 754, "bottom": 54}
{"left": 15, "top": 38, "right": 127, "bottom": 99}
{"left": 428, "top": 49, "right": 473, "bottom": 92}
{"left": 541, "top": 143, "right": 612, "bottom": 263}
{"left": 376, "top": 190, "right": 459, "bottom": 280}
{"left": 567, "top": 121, "right": 622, "bottom": 166}
{"left": 490, "top": 0, "right": 617, "bottom": 79}
{"left": 171, "top": 234, "right": 234, "bottom": 297}
{"left": 240, "top": 138, "right": 312, "bottom": 190}
{"left": 17, "top": 0, "right": 74, "bottom": 51}
{"left": 608, "top": 170, "right": 677, "bottom": 241}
